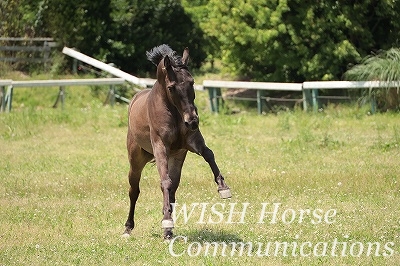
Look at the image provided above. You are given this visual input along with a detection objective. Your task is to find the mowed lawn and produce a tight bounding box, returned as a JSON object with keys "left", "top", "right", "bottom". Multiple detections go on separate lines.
{"left": 0, "top": 89, "right": 399, "bottom": 265}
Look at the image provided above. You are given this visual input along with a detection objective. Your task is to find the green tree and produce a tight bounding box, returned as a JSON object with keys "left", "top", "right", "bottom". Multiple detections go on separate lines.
{"left": 105, "top": 0, "right": 206, "bottom": 75}
{"left": 0, "top": 0, "right": 36, "bottom": 37}
{"left": 202, "top": 0, "right": 400, "bottom": 82}
{"left": 40, "top": 0, "right": 112, "bottom": 60}
{"left": 0, "top": 0, "right": 112, "bottom": 72}
{"left": 0, "top": 0, "right": 48, "bottom": 72}
{"left": 182, "top": 0, "right": 218, "bottom": 67}
{"left": 1, "top": 0, "right": 206, "bottom": 75}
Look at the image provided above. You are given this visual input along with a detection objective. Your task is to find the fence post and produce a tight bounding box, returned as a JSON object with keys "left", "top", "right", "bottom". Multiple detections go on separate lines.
{"left": 257, "top": 90, "right": 264, "bottom": 114}
{"left": 72, "top": 59, "right": 78, "bottom": 74}
{"left": 302, "top": 89, "right": 311, "bottom": 111}
{"left": 312, "top": 89, "right": 319, "bottom": 112}
{"left": 53, "top": 86, "right": 65, "bottom": 109}
{"left": 6, "top": 85, "right": 13, "bottom": 112}
{"left": 0, "top": 86, "right": 5, "bottom": 112}
{"left": 43, "top": 41, "right": 50, "bottom": 69}
{"left": 208, "top": 87, "right": 216, "bottom": 112}
{"left": 109, "top": 85, "right": 115, "bottom": 107}
{"left": 214, "top": 87, "right": 222, "bottom": 113}
{"left": 369, "top": 88, "right": 376, "bottom": 114}
{"left": 208, "top": 87, "right": 221, "bottom": 113}
{"left": 60, "top": 86, "right": 65, "bottom": 110}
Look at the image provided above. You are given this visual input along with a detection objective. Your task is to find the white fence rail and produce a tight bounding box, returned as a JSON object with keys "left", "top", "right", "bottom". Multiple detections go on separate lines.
{"left": 62, "top": 47, "right": 205, "bottom": 91}
{"left": 3, "top": 78, "right": 399, "bottom": 113}
{"left": 11, "top": 78, "right": 124, "bottom": 88}
{"left": 302, "top": 81, "right": 400, "bottom": 113}
{"left": 203, "top": 80, "right": 303, "bottom": 113}
{"left": 302, "top": 80, "right": 400, "bottom": 90}
{"left": 0, "top": 78, "right": 126, "bottom": 112}
{"left": 204, "top": 80, "right": 400, "bottom": 113}
{"left": 203, "top": 80, "right": 303, "bottom": 91}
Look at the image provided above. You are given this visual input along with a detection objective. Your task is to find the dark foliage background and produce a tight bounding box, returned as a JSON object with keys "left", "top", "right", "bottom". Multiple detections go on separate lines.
{"left": 1, "top": 0, "right": 399, "bottom": 82}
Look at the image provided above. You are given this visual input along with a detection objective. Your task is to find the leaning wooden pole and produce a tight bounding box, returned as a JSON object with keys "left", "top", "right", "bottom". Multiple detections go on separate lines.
{"left": 62, "top": 47, "right": 147, "bottom": 88}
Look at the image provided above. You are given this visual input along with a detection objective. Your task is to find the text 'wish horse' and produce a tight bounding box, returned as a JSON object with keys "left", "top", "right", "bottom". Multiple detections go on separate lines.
{"left": 123, "top": 44, "right": 232, "bottom": 239}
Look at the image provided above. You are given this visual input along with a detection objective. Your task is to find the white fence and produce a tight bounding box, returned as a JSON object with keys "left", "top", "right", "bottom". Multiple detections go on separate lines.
{"left": 2, "top": 46, "right": 399, "bottom": 114}
{"left": 204, "top": 80, "right": 400, "bottom": 113}
{"left": 2, "top": 78, "right": 399, "bottom": 113}
{"left": 203, "top": 80, "right": 303, "bottom": 113}
{"left": 0, "top": 78, "right": 125, "bottom": 112}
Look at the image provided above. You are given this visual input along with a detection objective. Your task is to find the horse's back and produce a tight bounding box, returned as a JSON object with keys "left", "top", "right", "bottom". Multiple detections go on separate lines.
{"left": 128, "top": 89, "right": 153, "bottom": 154}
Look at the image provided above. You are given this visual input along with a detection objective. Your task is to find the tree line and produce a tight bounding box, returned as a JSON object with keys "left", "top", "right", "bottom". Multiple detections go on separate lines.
{"left": 1, "top": 0, "right": 399, "bottom": 82}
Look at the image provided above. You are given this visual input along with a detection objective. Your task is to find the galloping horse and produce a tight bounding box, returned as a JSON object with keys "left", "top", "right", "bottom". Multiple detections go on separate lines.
{"left": 123, "top": 44, "right": 231, "bottom": 239}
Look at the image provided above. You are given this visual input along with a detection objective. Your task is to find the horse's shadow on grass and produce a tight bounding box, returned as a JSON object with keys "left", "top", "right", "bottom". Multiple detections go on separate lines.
{"left": 181, "top": 228, "right": 243, "bottom": 243}
{"left": 150, "top": 228, "right": 243, "bottom": 243}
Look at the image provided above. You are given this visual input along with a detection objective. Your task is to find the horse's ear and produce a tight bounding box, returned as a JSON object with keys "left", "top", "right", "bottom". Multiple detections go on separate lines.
{"left": 161, "top": 55, "right": 176, "bottom": 84}
{"left": 182, "top": 47, "right": 190, "bottom": 66}
{"left": 164, "top": 55, "right": 171, "bottom": 69}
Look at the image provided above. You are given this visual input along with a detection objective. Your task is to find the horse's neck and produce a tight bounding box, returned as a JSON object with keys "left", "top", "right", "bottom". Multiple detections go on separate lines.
{"left": 150, "top": 82, "right": 175, "bottom": 111}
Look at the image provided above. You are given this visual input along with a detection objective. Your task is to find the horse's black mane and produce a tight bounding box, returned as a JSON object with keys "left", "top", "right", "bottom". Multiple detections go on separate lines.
{"left": 146, "top": 44, "right": 185, "bottom": 68}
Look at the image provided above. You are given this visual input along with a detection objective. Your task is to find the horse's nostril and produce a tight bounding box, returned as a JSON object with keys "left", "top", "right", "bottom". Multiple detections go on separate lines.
{"left": 184, "top": 120, "right": 199, "bottom": 130}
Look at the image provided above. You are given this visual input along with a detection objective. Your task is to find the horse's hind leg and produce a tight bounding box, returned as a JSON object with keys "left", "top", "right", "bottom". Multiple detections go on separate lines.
{"left": 123, "top": 144, "right": 153, "bottom": 237}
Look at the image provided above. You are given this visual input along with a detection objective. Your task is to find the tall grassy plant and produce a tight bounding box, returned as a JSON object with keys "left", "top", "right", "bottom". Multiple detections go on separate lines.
{"left": 345, "top": 48, "right": 400, "bottom": 111}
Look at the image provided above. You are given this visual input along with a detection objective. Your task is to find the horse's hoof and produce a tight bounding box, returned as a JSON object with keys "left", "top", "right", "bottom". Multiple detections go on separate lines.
{"left": 163, "top": 227, "right": 173, "bottom": 241}
{"left": 161, "top": 219, "right": 174, "bottom": 229}
{"left": 122, "top": 228, "right": 132, "bottom": 238}
{"left": 121, "top": 233, "right": 131, "bottom": 238}
{"left": 219, "top": 188, "right": 232, "bottom": 199}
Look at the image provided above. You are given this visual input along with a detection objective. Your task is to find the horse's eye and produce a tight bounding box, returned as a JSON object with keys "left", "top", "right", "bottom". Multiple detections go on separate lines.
{"left": 168, "top": 86, "right": 175, "bottom": 92}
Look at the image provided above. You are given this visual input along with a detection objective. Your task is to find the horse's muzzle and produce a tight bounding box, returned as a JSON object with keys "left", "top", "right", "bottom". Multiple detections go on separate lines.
{"left": 184, "top": 115, "right": 199, "bottom": 131}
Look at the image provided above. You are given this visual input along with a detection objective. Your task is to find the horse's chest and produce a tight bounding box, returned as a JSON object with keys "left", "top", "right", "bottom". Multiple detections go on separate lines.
{"left": 158, "top": 124, "right": 188, "bottom": 151}
{"left": 166, "top": 127, "right": 182, "bottom": 148}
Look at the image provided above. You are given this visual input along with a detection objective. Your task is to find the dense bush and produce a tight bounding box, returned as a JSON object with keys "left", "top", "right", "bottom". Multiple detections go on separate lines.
{"left": 345, "top": 48, "right": 400, "bottom": 111}
{"left": 199, "top": 0, "right": 400, "bottom": 82}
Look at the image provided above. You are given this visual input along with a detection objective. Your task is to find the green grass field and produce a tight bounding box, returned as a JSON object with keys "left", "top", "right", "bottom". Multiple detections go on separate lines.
{"left": 1, "top": 83, "right": 399, "bottom": 265}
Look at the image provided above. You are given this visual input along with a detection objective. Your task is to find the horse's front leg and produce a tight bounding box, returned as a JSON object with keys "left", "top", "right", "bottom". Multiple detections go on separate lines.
{"left": 187, "top": 132, "right": 232, "bottom": 199}
{"left": 201, "top": 146, "right": 232, "bottom": 199}
{"left": 152, "top": 140, "right": 174, "bottom": 239}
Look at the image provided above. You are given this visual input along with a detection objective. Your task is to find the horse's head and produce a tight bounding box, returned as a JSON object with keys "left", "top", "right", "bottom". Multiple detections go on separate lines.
{"left": 156, "top": 47, "right": 199, "bottom": 131}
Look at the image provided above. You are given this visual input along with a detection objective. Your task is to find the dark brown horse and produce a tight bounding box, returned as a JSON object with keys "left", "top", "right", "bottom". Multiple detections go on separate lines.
{"left": 123, "top": 44, "right": 231, "bottom": 239}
